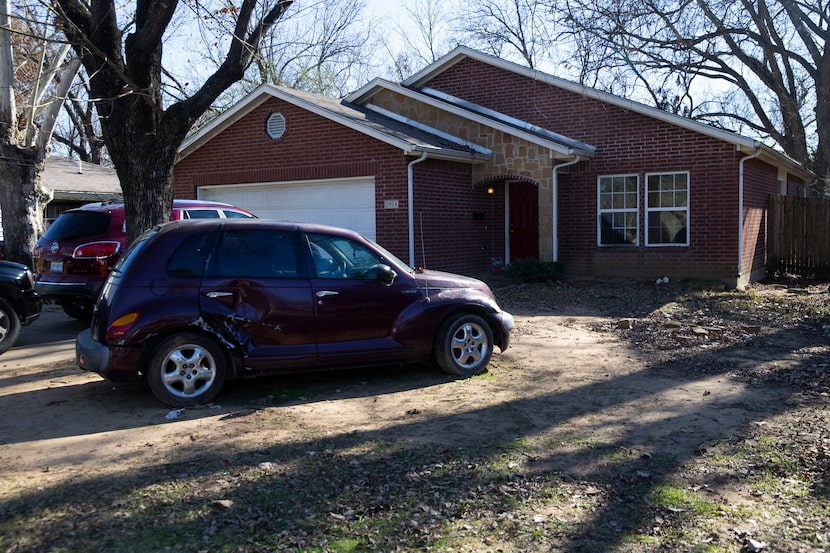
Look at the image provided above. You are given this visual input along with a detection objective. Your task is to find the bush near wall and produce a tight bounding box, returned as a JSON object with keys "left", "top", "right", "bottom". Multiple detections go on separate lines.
{"left": 503, "top": 258, "right": 563, "bottom": 283}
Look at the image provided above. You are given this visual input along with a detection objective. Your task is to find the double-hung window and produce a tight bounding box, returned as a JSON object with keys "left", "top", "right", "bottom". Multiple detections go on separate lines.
{"left": 646, "top": 172, "right": 689, "bottom": 246}
{"left": 598, "top": 175, "right": 639, "bottom": 246}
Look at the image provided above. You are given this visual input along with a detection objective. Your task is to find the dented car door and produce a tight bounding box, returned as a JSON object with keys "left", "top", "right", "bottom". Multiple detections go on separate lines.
{"left": 199, "top": 228, "right": 316, "bottom": 372}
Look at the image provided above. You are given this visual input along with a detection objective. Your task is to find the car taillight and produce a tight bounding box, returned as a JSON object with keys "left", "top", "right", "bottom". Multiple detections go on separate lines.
{"left": 73, "top": 241, "right": 120, "bottom": 259}
{"left": 106, "top": 312, "right": 140, "bottom": 340}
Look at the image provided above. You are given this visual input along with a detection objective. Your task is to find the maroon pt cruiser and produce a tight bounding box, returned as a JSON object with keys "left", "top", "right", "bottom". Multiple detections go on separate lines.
{"left": 76, "top": 219, "right": 514, "bottom": 406}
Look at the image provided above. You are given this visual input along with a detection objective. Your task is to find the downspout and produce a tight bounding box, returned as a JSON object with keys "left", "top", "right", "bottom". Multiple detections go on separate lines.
{"left": 738, "top": 147, "right": 763, "bottom": 278}
{"left": 408, "top": 152, "right": 428, "bottom": 267}
{"left": 551, "top": 156, "right": 583, "bottom": 262}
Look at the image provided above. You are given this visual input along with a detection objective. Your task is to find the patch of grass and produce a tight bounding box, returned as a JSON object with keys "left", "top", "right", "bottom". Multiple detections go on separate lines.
{"left": 648, "top": 481, "right": 720, "bottom": 516}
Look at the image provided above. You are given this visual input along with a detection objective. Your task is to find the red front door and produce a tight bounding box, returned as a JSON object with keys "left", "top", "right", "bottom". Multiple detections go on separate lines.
{"left": 509, "top": 181, "right": 539, "bottom": 261}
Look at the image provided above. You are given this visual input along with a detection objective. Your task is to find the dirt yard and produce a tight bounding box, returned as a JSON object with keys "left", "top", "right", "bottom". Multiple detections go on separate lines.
{"left": 1, "top": 278, "right": 828, "bottom": 552}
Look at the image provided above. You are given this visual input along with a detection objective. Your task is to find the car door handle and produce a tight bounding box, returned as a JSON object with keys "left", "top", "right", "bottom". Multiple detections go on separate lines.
{"left": 206, "top": 291, "right": 234, "bottom": 298}
{"left": 315, "top": 290, "right": 339, "bottom": 298}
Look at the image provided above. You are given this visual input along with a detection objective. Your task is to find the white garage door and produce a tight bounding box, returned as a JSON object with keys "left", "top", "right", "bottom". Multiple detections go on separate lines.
{"left": 198, "top": 177, "right": 376, "bottom": 239}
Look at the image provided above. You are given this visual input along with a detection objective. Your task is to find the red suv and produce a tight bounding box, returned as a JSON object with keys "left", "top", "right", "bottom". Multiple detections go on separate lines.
{"left": 33, "top": 200, "right": 255, "bottom": 319}
{"left": 76, "top": 219, "right": 514, "bottom": 406}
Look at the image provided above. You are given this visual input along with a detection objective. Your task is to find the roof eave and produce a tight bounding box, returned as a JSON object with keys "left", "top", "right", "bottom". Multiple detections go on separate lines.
{"left": 410, "top": 148, "right": 491, "bottom": 163}
{"left": 349, "top": 79, "right": 594, "bottom": 159}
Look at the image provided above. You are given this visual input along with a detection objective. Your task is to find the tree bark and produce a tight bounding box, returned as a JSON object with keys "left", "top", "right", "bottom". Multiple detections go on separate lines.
{"left": 0, "top": 145, "right": 49, "bottom": 266}
{"left": 56, "top": 0, "right": 293, "bottom": 245}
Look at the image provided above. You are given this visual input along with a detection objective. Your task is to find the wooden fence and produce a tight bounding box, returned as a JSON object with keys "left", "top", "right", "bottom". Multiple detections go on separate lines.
{"left": 767, "top": 195, "right": 830, "bottom": 278}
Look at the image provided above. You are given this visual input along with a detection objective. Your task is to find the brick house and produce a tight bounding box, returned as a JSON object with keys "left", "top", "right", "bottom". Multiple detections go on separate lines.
{"left": 174, "top": 46, "right": 811, "bottom": 288}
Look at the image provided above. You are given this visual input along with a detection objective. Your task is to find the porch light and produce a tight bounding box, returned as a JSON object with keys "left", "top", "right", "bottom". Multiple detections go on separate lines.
{"left": 487, "top": 186, "right": 494, "bottom": 194}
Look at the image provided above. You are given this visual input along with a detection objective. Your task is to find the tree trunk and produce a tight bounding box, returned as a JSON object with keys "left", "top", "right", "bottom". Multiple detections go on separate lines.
{"left": 0, "top": 145, "right": 49, "bottom": 267}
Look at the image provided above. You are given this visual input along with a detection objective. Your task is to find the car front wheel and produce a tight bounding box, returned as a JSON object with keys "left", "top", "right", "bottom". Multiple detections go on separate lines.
{"left": 434, "top": 313, "right": 493, "bottom": 377}
{"left": 0, "top": 298, "right": 22, "bottom": 354}
{"left": 147, "top": 332, "right": 227, "bottom": 406}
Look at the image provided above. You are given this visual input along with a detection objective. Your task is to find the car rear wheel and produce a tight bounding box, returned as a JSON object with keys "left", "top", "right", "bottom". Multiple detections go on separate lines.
{"left": 434, "top": 313, "right": 493, "bottom": 377}
{"left": 0, "top": 298, "right": 22, "bottom": 354}
{"left": 147, "top": 332, "right": 227, "bottom": 406}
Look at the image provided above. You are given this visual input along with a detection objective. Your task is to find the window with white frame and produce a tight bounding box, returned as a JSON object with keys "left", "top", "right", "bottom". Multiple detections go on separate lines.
{"left": 598, "top": 175, "right": 639, "bottom": 246}
{"left": 646, "top": 172, "right": 689, "bottom": 246}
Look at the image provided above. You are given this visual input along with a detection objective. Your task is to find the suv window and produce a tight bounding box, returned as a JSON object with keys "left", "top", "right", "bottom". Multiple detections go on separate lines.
{"left": 183, "top": 209, "right": 221, "bottom": 219}
{"left": 43, "top": 211, "right": 110, "bottom": 240}
{"left": 223, "top": 210, "right": 251, "bottom": 219}
{"left": 208, "top": 229, "right": 298, "bottom": 278}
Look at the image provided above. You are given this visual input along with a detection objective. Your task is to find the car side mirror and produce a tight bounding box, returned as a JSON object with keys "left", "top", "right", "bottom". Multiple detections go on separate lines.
{"left": 375, "top": 264, "right": 397, "bottom": 285}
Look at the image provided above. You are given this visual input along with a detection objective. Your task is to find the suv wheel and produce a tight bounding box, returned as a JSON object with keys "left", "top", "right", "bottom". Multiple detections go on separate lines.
{"left": 0, "top": 298, "right": 22, "bottom": 354}
{"left": 62, "top": 302, "right": 93, "bottom": 321}
{"left": 433, "top": 313, "right": 493, "bottom": 377}
{"left": 147, "top": 332, "right": 227, "bottom": 406}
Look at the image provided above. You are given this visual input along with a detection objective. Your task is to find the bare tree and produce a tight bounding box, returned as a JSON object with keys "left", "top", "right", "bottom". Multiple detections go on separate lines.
{"left": 0, "top": 0, "right": 80, "bottom": 265}
{"left": 52, "top": 69, "right": 107, "bottom": 163}
{"left": 454, "top": 0, "right": 557, "bottom": 69}
{"left": 562, "top": 0, "right": 826, "bottom": 191}
{"left": 54, "top": 0, "right": 294, "bottom": 245}
{"left": 250, "top": 0, "right": 377, "bottom": 96}
{"left": 381, "top": 0, "right": 456, "bottom": 80}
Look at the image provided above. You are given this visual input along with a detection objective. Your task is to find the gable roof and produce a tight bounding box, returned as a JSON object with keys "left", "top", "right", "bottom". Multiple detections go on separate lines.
{"left": 178, "top": 83, "right": 492, "bottom": 163}
{"left": 399, "top": 46, "right": 811, "bottom": 179}
{"left": 347, "top": 78, "right": 595, "bottom": 159}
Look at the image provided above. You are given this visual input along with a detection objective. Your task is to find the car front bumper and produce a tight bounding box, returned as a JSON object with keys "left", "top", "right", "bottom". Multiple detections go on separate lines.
{"left": 20, "top": 289, "right": 42, "bottom": 325}
{"left": 494, "top": 310, "right": 514, "bottom": 351}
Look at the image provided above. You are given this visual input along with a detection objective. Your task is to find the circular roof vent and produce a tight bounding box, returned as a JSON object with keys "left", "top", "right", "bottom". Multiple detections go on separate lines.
{"left": 266, "top": 112, "right": 286, "bottom": 140}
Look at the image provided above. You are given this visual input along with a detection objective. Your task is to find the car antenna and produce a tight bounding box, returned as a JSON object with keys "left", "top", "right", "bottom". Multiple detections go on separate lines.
{"left": 419, "top": 213, "right": 430, "bottom": 303}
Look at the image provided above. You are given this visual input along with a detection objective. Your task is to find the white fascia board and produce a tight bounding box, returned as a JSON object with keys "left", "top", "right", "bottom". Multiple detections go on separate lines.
{"left": 345, "top": 77, "right": 398, "bottom": 105}
{"left": 352, "top": 79, "right": 593, "bottom": 158}
{"left": 364, "top": 104, "right": 492, "bottom": 157}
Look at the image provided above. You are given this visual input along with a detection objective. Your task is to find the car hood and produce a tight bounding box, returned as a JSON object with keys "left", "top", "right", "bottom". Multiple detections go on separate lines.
{"left": 0, "top": 260, "right": 30, "bottom": 280}
{"left": 411, "top": 269, "right": 492, "bottom": 294}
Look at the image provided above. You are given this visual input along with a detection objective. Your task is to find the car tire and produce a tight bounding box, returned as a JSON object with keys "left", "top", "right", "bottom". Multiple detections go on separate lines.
{"left": 433, "top": 313, "right": 493, "bottom": 377}
{"left": 62, "top": 303, "right": 93, "bottom": 321}
{"left": 147, "top": 332, "right": 227, "bottom": 407}
{"left": 0, "top": 298, "right": 22, "bottom": 354}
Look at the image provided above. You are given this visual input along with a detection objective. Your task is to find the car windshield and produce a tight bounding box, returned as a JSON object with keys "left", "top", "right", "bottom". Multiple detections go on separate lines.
{"left": 42, "top": 211, "right": 110, "bottom": 241}
{"left": 367, "top": 238, "right": 411, "bottom": 271}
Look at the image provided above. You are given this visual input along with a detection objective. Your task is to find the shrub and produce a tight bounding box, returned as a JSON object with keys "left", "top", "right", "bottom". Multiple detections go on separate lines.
{"left": 503, "top": 258, "right": 563, "bottom": 283}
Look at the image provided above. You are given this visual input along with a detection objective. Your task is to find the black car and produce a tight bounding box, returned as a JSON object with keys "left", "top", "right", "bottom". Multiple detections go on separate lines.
{"left": 0, "top": 261, "right": 42, "bottom": 354}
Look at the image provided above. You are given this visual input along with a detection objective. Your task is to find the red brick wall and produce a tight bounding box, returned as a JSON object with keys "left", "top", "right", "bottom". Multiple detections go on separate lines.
{"left": 412, "top": 159, "right": 502, "bottom": 274}
{"left": 174, "top": 97, "right": 414, "bottom": 261}
{"left": 424, "top": 57, "right": 782, "bottom": 283}
{"left": 742, "top": 159, "right": 779, "bottom": 280}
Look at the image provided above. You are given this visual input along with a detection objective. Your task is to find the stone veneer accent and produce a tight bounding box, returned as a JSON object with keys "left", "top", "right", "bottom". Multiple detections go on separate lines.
{"left": 371, "top": 89, "right": 556, "bottom": 260}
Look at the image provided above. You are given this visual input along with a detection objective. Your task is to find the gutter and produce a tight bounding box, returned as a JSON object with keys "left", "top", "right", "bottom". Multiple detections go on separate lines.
{"left": 738, "top": 147, "right": 763, "bottom": 277}
{"left": 551, "top": 156, "right": 584, "bottom": 262}
{"left": 408, "top": 152, "right": 429, "bottom": 267}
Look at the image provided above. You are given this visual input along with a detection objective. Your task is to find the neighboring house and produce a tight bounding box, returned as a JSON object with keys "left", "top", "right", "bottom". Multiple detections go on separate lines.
{"left": 0, "top": 156, "right": 122, "bottom": 242}
{"left": 174, "top": 46, "right": 812, "bottom": 288}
